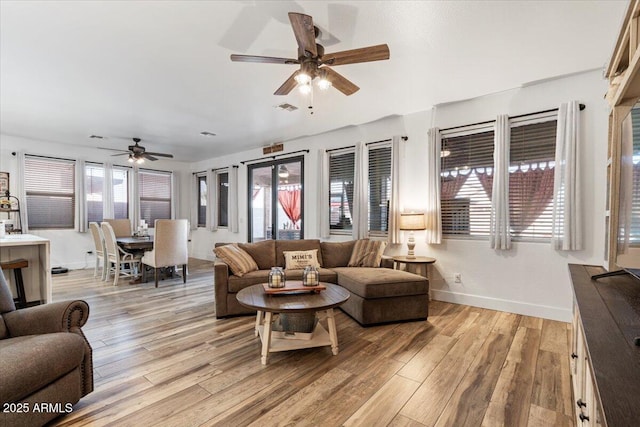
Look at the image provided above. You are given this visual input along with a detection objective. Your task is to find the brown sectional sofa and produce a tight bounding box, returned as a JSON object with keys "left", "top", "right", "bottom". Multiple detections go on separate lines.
{"left": 214, "top": 239, "right": 429, "bottom": 325}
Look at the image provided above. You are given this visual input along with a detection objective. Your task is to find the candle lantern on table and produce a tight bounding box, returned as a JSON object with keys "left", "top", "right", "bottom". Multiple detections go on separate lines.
{"left": 303, "top": 266, "right": 319, "bottom": 286}
{"left": 268, "top": 267, "right": 286, "bottom": 288}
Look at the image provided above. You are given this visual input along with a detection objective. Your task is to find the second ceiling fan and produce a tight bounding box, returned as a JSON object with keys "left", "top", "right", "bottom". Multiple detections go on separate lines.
{"left": 230, "top": 12, "right": 390, "bottom": 96}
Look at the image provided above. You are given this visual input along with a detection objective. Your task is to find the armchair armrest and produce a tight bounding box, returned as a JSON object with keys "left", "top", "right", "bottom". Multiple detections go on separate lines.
{"left": 4, "top": 300, "right": 89, "bottom": 337}
{"left": 380, "top": 256, "right": 394, "bottom": 269}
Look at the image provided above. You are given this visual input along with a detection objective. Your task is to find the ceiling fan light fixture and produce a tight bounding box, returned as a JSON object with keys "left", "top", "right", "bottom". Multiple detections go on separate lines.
{"left": 136, "top": 157, "right": 144, "bottom": 165}
{"left": 294, "top": 72, "right": 311, "bottom": 85}
{"left": 128, "top": 154, "right": 134, "bottom": 163}
{"left": 317, "top": 77, "right": 332, "bottom": 91}
{"left": 298, "top": 82, "right": 312, "bottom": 95}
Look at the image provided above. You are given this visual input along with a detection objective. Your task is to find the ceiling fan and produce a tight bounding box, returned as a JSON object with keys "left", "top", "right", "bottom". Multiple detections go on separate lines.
{"left": 230, "top": 12, "right": 390, "bottom": 96}
{"left": 98, "top": 138, "right": 174, "bottom": 163}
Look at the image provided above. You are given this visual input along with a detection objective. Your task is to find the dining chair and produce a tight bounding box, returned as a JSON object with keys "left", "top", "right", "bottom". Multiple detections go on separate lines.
{"left": 101, "top": 221, "right": 141, "bottom": 286}
{"left": 89, "top": 222, "right": 106, "bottom": 280}
{"left": 141, "top": 219, "right": 189, "bottom": 288}
{"left": 103, "top": 218, "right": 132, "bottom": 238}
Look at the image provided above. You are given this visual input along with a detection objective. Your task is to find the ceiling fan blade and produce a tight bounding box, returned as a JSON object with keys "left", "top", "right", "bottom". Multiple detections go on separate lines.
{"left": 142, "top": 154, "right": 158, "bottom": 161}
{"left": 97, "top": 147, "right": 128, "bottom": 153}
{"left": 110, "top": 152, "right": 130, "bottom": 157}
{"left": 274, "top": 70, "right": 300, "bottom": 95}
{"left": 145, "top": 152, "right": 174, "bottom": 158}
{"left": 230, "top": 54, "right": 299, "bottom": 65}
{"left": 289, "top": 12, "right": 317, "bottom": 57}
{"left": 321, "top": 44, "right": 390, "bottom": 66}
{"left": 323, "top": 67, "right": 359, "bottom": 95}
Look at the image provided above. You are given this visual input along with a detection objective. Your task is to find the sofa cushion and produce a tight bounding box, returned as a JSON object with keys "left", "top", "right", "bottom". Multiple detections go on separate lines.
{"left": 332, "top": 267, "right": 428, "bottom": 299}
{"left": 348, "top": 240, "right": 386, "bottom": 267}
{"left": 275, "top": 240, "right": 323, "bottom": 267}
{"left": 320, "top": 240, "right": 357, "bottom": 268}
{"left": 0, "top": 333, "right": 85, "bottom": 403}
{"left": 283, "top": 249, "right": 320, "bottom": 270}
{"left": 214, "top": 244, "right": 259, "bottom": 277}
{"left": 227, "top": 270, "right": 271, "bottom": 293}
{"left": 238, "top": 240, "right": 276, "bottom": 270}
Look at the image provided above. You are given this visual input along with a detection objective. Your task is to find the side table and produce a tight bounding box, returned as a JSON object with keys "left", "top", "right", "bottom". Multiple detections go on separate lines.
{"left": 392, "top": 255, "right": 436, "bottom": 279}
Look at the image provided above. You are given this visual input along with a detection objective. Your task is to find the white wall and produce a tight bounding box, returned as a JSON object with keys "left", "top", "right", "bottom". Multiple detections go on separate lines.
{"left": 1, "top": 69, "right": 609, "bottom": 321}
{"left": 0, "top": 134, "right": 191, "bottom": 269}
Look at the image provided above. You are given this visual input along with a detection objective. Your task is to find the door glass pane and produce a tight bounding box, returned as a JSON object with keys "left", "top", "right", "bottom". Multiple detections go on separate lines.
{"left": 276, "top": 161, "right": 302, "bottom": 240}
{"left": 250, "top": 165, "right": 272, "bottom": 242}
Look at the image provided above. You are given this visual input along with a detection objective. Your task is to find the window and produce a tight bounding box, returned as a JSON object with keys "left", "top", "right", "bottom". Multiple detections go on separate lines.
{"left": 368, "top": 144, "right": 392, "bottom": 236}
{"left": 509, "top": 119, "right": 557, "bottom": 239}
{"left": 86, "top": 165, "right": 128, "bottom": 225}
{"left": 86, "top": 164, "right": 104, "bottom": 224}
{"left": 217, "top": 172, "right": 229, "bottom": 228}
{"left": 329, "top": 150, "right": 355, "bottom": 232}
{"left": 440, "top": 117, "right": 558, "bottom": 240}
{"left": 25, "top": 156, "right": 75, "bottom": 229}
{"left": 139, "top": 170, "right": 172, "bottom": 227}
{"left": 197, "top": 174, "right": 207, "bottom": 227}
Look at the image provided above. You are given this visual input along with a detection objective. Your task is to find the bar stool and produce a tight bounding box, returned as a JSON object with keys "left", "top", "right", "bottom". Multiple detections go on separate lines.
{"left": 1, "top": 258, "right": 28, "bottom": 308}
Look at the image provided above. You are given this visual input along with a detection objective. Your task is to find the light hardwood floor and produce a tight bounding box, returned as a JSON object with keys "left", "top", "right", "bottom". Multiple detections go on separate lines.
{"left": 50, "top": 259, "right": 574, "bottom": 427}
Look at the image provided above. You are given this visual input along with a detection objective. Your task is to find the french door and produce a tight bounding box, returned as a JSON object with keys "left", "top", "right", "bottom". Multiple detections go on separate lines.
{"left": 248, "top": 156, "right": 304, "bottom": 242}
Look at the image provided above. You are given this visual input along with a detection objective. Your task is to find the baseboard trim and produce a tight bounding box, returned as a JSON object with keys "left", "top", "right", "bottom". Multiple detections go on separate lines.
{"left": 430, "top": 289, "right": 571, "bottom": 322}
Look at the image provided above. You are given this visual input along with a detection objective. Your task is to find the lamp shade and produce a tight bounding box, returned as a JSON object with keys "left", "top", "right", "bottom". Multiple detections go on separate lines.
{"left": 399, "top": 212, "right": 426, "bottom": 230}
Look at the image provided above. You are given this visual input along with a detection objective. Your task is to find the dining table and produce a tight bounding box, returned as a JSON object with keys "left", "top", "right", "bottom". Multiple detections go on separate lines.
{"left": 115, "top": 236, "right": 153, "bottom": 284}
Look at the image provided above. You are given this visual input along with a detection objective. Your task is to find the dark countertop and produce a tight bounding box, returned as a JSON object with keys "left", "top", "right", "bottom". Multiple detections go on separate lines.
{"left": 569, "top": 264, "right": 640, "bottom": 427}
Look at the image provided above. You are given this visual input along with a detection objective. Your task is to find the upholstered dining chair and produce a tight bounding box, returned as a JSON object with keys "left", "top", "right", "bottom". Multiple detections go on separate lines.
{"left": 141, "top": 219, "right": 189, "bottom": 288}
{"left": 88, "top": 222, "right": 106, "bottom": 280}
{"left": 101, "top": 222, "right": 141, "bottom": 286}
{"left": 103, "top": 218, "right": 132, "bottom": 238}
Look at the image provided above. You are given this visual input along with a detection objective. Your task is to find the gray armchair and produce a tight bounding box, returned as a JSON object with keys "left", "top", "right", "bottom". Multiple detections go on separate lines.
{"left": 0, "top": 269, "right": 93, "bottom": 427}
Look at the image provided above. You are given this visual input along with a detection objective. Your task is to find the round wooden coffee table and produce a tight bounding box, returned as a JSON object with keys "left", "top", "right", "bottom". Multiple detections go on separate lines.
{"left": 236, "top": 282, "right": 350, "bottom": 365}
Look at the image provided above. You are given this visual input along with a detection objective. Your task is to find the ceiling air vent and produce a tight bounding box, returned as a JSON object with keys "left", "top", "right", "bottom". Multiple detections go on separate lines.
{"left": 275, "top": 103, "right": 298, "bottom": 112}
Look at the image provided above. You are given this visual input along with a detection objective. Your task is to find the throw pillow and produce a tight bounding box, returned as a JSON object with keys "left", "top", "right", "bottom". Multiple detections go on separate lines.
{"left": 283, "top": 249, "right": 321, "bottom": 270}
{"left": 348, "top": 239, "right": 387, "bottom": 267}
{"left": 213, "top": 244, "right": 258, "bottom": 277}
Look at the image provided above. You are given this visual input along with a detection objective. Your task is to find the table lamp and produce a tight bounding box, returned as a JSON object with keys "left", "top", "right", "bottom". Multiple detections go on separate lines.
{"left": 399, "top": 212, "right": 426, "bottom": 259}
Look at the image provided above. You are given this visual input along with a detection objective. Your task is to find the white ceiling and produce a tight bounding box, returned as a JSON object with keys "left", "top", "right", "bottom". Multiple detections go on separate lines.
{"left": 0, "top": 1, "right": 628, "bottom": 162}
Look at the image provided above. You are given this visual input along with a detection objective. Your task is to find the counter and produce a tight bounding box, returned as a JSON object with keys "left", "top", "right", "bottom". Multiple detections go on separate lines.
{"left": 0, "top": 234, "right": 52, "bottom": 304}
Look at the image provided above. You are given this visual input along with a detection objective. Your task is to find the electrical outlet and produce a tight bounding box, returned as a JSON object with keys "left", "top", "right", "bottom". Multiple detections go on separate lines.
{"left": 454, "top": 273, "right": 462, "bottom": 283}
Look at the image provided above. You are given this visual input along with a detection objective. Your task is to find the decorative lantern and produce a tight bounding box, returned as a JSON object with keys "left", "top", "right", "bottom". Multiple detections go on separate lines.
{"left": 302, "top": 266, "right": 319, "bottom": 287}
{"left": 268, "top": 267, "right": 286, "bottom": 288}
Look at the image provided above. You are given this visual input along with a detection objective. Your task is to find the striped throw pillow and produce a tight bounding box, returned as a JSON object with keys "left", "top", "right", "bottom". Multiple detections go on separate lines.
{"left": 348, "top": 239, "right": 387, "bottom": 267}
{"left": 214, "top": 244, "right": 258, "bottom": 277}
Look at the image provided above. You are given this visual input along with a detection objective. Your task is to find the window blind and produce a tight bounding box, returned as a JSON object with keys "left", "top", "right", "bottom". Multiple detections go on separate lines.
{"left": 197, "top": 175, "right": 207, "bottom": 227}
{"left": 25, "top": 156, "right": 75, "bottom": 229}
{"left": 509, "top": 119, "right": 557, "bottom": 239}
{"left": 441, "top": 130, "right": 494, "bottom": 237}
{"left": 112, "top": 167, "right": 128, "bottom": 219}
{"left": 329, "top": 150, "right": 355, "bottom": 232}
{"left": 86, "top": 164, "right": 103, "bottom": 224}
{"left": 217, "top": 172, "right": 229, "bottom": 227}
{"left": 368, "top": 144, "right": 392, "bottom": 235}
{"left": 138, "top": 170, "right": 171, "bottom": 227}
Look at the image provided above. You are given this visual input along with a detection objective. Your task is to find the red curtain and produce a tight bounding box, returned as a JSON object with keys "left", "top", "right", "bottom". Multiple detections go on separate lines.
{"left": 278, "top": 189, "right": 301, "bottom": 225}
{"left": 509, "top": 168, "right": 555, "bottom": 233}
{"left": 476, "top": 171, "right": 493, "bottom": 199}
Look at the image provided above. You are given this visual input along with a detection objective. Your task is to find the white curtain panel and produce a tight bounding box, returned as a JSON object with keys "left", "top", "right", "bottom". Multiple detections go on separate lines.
{"left": 206, "top": 169, "right": 215, "bottom": 231}
{"left": 388, "top": 136, "right": 404, "bottom": 244}
{"left": 318, "top": 149, "right": 330, "bottom": 239}
{"left": 75, "top": 159, "right": 87, "bottom": 232}
{"left": 129, "top": 168, "right": 139, "bottom": 231}
{"left": 425, "top": 127, "right": 442, "bottom": 244}
{"left": 490, "top": 114, "right": 511, "bottom": 250}
{"left": 103, "top": 162, "right": 114, "bottom": 219}
{"left": 352, "top": 142, "right": 368, "bottom": 239}
{"left": 228, "top": 166, "right": 239, "bottom": 233}
{"left": 552, "top": 101, "right": 582, "bottom": 251}
{"left": 189, "top": 172, "right": 199, "bottom": 231}
{"left": 15, "top": 151, "right": 28, "bottom": 233}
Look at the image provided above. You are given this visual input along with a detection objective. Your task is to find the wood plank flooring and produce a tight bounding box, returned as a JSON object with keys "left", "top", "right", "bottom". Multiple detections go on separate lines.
{"left": 49, "top": 260, "right": 574, "bottom": 427}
